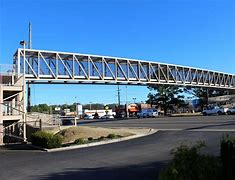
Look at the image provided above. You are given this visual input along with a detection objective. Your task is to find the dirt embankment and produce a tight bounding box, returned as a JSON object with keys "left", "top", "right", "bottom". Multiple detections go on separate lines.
{"left": 56, "top": 126, "right": 137, "bottom": 144}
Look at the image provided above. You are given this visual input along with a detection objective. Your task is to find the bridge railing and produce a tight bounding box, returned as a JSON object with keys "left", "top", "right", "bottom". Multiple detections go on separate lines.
{"left": 0, "top": 101, "right": 22, "bottom": 116}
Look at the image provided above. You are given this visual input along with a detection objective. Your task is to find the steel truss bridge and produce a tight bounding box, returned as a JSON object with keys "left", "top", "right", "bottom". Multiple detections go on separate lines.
{"left": 14, "top": 48, "right": 235, "bottom": 89}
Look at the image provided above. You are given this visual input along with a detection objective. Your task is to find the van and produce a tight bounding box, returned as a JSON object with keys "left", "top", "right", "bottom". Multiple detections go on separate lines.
{"left": 137, "top": 108, "right": 158, "bottom": 118}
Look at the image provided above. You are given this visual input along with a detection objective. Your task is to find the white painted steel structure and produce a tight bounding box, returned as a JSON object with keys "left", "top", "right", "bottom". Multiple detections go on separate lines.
{"left": 14, "top": 48, "right": 235, "bottom": 89}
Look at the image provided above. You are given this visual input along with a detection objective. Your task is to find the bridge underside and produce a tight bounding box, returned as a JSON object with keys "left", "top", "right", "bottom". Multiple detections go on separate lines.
{"left": 14, "top": 48, "right": 235, "bottom": 89}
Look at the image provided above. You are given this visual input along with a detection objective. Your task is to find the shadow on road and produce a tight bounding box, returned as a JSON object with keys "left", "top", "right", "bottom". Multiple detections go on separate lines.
{"left": 77, "top": 118, "right": 131, "bottom": 125}
{"left": 33, "top": 161, "right": 167, "bottom": 180}
{"left": 185, "top": 121, "right": 235, "bottom": 131}
{"left": 0, "top": 144, "right": 39, "bottom": 151}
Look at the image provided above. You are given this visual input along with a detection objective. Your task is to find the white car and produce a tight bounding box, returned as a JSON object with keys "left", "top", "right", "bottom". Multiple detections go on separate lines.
{"left": 227, "top": 107, "right": 235, "bottom": 115}
{"left": 202, "top": 106, "right": 228, "bottom": 115}
{"left": 137, "top": 108, "right": 158, "bottom": 118}
{"left": 101, "top": 115, "right": 114, "bottom": 119}
{"left": 83, "top": 114, "right": 94, "bottom": 120}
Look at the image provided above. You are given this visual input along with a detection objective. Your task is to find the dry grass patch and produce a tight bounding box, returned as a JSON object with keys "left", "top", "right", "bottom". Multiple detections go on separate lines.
{"left": 56, "top": 126, "right": 134, "bottom": 144}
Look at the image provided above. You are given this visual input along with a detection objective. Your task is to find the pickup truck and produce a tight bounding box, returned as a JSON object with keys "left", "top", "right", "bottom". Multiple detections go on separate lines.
{"left": 202, "top": 106, "right": 228, "bottom": 115}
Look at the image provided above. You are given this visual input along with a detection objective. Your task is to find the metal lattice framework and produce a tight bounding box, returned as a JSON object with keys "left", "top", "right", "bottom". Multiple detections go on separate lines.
{"left": 13, "top": 48, "right": 235, "bottom": 89}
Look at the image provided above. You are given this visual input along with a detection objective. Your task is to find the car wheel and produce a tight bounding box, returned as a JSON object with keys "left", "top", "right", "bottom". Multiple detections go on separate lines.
{"left": 227, "top": 111, "right": 231, "bottom": 115}
{"left": 217, "top": 111, "right": 222, "bottom": 115}
{"left": 203, "top": 112, "right": 207, "bottom": 116}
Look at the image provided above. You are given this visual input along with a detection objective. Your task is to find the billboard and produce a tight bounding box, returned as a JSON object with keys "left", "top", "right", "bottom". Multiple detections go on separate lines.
{"left": 128, "top": 104, "right": 139, "bottom": 112}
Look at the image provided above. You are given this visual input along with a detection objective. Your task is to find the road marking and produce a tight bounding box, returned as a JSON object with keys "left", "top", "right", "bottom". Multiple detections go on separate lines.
{"left": 158, "top": 129, "right": 183, "bottom": 131}
{"left": 157, "top": 129, "right": 235, "bottom": 132}
{"left": 188, "top": 129, "right": 235, "bottom": 132}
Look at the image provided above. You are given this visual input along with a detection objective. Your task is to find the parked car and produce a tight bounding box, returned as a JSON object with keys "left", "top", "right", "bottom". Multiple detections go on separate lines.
{"left": 227, "top": 107, "right": 235, "bottom": 115}
{"left": 137, "top": 108, "right": 158, "bottom": 118}
{"left": 83, "top": 114, "right": 94, "bottom": 120}
{"left": 202, "top": 106, "right": 228, "bottom": 115}
{"left": 100, "top": 115, "right": 114, "bottom": 119}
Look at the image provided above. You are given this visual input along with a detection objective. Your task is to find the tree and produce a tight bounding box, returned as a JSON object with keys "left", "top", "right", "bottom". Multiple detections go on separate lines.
{"left": 146, "top": 85, "right": 186, "bottom": 115}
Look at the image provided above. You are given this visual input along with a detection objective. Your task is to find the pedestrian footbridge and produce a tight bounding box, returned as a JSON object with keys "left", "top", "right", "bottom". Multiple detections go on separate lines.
{"left": 14, "top": 48, "right": 235, "bottom": 89}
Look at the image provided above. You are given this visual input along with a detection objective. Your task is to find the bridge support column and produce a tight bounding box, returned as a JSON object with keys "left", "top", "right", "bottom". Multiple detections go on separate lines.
{"left": 27, "top": 83, "right": 31, "bottom": 113}
{"left": 0, "top": 85, "right": 3, "bottom": 145}
{"left": 22, "top": 79, "right": 27, "bottom": 143}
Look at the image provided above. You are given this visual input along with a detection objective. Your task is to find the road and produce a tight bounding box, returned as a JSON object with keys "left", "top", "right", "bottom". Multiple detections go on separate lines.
{"left": 80, "top": 115, "right": 235, "bottom": 130}
{"left": 1, "top": 115, "right": 235, "bottom": 180}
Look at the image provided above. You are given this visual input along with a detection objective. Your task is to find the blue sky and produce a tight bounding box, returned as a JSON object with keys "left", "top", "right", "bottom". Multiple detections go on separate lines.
{"left": 1, "top": 0, "right": 235, "bottom": 105}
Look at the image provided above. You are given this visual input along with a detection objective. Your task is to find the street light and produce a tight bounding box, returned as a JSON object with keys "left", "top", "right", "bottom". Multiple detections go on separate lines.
{"left": 19, "top": 40, "right": 27, "bottom": 143}
{"left": 75, "top": 97, "right": 78, "bottom": 117}
{"left": 20, "top": 40, "right": 27, "bottom": 47}
{"left": 133, "top": 97, "right": 136, "bottom": 103}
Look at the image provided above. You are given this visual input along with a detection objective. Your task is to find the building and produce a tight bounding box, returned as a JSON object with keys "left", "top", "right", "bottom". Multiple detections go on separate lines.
{"left": 0, "top": 65, "right": 25, "bottom": 144}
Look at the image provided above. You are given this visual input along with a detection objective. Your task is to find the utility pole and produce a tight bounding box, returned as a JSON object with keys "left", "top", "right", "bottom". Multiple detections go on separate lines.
{"left": 27, "top": 22, "right": 32, "bottom": 112}
{"left": 126, "top": 85, "right": 129, "bottom": 118}
{"left": 117, "top": 85, "right": 121, "bottom": 106}
{"left": 206, "top": 88, "right": 209, "bottom": 106}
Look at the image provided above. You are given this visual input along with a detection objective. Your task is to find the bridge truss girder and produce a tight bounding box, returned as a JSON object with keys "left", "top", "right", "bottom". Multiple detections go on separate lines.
{"left": 13, "top": 48, "right": 235, "bottom": 89}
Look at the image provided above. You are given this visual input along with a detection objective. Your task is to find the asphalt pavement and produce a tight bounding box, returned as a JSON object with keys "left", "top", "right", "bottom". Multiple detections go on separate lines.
{"left": 1, "top": 115, "right": 235, "bottom": 180}
{"left": 80, "top": 114, "right": 235, "bottom": 130}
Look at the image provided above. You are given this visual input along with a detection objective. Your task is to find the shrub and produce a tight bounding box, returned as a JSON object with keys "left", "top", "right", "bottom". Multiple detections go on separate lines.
{"left": 88, "top": 137, "right": 93, "bottom": 141}
{"left": 98, "top": 136, "right": 105, "bottom": 140}
{"left": 31, "top": 131, "right": 63, "bottom": 149}
{"left": 221, "top": 135, "right": 235, "bottom": 180}
{"left": 74, "top": 138, "right": 86, "bottom": 144}
{"left": 107, "top": 133, "right": 117, "bottom": 139}
{"left": 159, "top": 142, "right": 221, "bottom": 180}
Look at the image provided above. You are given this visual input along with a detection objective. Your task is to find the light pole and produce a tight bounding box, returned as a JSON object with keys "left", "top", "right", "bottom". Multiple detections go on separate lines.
{"left": 133, "top": 97, "right": 136, "bottom": 104}
{"left": 20, "top": 40, "right": 27, "bottom": 143}
{"left": 75, "top": 97, "right": 78, "bottom": 116}
{"left": 89, "top": 102, "right": 92, "bottom": 110}
{"left": 126, "top": 85, "right": 129, "bottom": 118}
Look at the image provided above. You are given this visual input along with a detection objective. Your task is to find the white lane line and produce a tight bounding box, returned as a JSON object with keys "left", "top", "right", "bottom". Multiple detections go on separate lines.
{"left": 188, "top": 129, "right": 235, "bottom": 132}
{"left": 157, "top": 129, "right": 235, "bottom": 132}
{"left": 158, "top": 129, "right": 183, "bottom": 131}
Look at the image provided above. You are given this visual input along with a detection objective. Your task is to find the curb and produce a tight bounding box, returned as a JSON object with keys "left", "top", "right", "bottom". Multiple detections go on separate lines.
{"left": 36, "top": 128, "right": 158, "bottom": 152}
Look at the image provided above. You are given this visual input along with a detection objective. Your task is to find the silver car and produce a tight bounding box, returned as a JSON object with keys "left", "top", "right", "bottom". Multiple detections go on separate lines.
{"left": 227, "top": 107, "right": 235, "bottom": 115}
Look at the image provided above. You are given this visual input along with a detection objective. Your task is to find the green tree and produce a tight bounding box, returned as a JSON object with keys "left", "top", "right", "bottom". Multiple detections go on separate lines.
{"left": 38, "top": 104, "right": 49, "bottom": 113}
{"left": 146, "top": 85, "right": 186, "bottom": 115}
